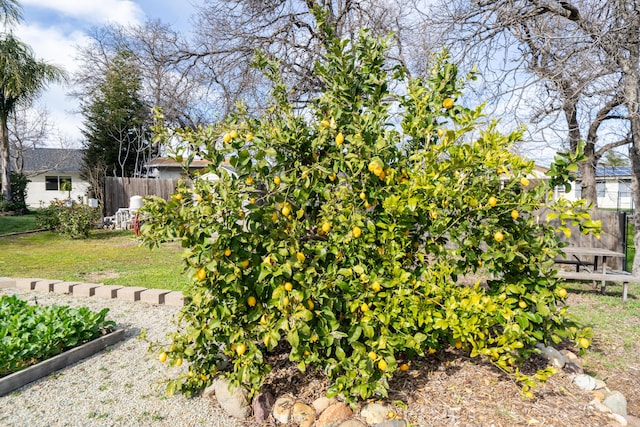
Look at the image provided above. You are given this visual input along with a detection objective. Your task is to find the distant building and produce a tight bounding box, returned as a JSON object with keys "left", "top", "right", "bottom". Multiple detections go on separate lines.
{"left": 146, "top": 157, "right": 235, "bottom": 180}
{"left": 565, "top": 166, "right": 633, "bottom": 210}
{"left": 16, "top": 148, "right": 90, "bottom": 208}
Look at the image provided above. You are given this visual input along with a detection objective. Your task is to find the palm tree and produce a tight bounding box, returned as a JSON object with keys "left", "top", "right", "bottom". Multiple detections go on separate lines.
{"left": 0, "top": 1, "right": 66, "bottom": 202}
{"left": 0, "top": 0, "right": 21, "bottom": 28}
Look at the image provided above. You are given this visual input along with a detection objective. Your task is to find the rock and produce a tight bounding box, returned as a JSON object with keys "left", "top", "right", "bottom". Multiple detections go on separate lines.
{"left": 252, "top": 391, "right": 275, "bottom": 424}
{"left": 313, "top": 396, "right": 337, "bottom": 415}
{"left": 590, "top": 398, "right": 612, "bottom": 414}
{"left": 537, "top": 345, "right": 566, "bottom": 369}
{"left": 212, "top": 377, "right": 252, "bottom": 419}
{"left": 360, "top": 403, "right": 389, "bottom": 425}
{"left": 292, "top": 402, "right": 316, "bottom": 427}
{"left": 563, "top": 361, "right": 583, "bottom": 374}
{"left": 625, "top": 414, "right": 640, "bottom": 427}
{"left": 603, "top": 390, "right": 628, "bottom": 417}
{"left": 574, "top": 374, "right": 597, "bottom": 391}
{"left": 373, "top": 420, "right": 408, "bottom": 427}
{"left": 317, "top": 402, "right": 353, "bottom": 427}
{"left": 595, "top": 379, "right": 608, "bottom": 390}
{"left": 272, "top": 393, "right": 296, "bottom": 424}
{"left": 560, "top": 349, "right": 580, "bottom": 364}
{"left": 338, "top": 420, "right": 367, "bottom": 427}
{"left": 608, "top": 413, "right": 629, "bottom": 426}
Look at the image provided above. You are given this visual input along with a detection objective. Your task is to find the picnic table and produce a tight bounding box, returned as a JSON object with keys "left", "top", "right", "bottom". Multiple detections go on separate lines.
{"left": 555, "top": 246, "right": 635, "bottom": 301}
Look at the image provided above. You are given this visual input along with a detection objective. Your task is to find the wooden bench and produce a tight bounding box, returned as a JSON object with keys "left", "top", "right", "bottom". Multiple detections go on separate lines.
{"left": 557, "top": 270, "right": 639, "bottom": 302}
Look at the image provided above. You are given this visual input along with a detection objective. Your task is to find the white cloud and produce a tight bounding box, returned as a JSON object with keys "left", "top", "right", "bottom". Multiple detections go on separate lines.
{"left": 16, "top": 23, "right": 90, "bottom": 72}
{"left": 21, "top": 0, "right": 144, "bottom": 26}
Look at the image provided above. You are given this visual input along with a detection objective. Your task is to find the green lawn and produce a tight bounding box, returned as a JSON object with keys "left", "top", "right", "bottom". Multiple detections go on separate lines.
{"left": 0, "top": 213, "right": 39, "bottom": 235}
{"left": 0, "top": 230, "right": 190, "bottom": 291}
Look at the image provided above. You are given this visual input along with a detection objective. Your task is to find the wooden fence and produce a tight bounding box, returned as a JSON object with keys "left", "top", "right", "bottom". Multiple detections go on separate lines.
{"left": 544, "top": 208, "right": 627, "bottom": 270}
{"left": 104, "top": 177, "right": 179, "bottom": 216}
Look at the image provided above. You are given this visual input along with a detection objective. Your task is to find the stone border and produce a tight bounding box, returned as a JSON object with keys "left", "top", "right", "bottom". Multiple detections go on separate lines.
{"left": 0, "top": 277, "right": 184, "bottom": 307}
{"left": 0, "top": 328, "right": 126, "bottom": 397}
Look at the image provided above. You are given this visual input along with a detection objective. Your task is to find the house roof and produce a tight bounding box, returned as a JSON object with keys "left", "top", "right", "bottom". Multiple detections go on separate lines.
{"left": 19, "top": 148, "right": 84, "bottom": 174}
{"left": 146, "top": 157, "right": 214, "bottom": 168}
{"left": 595, "top": 166, "right": 631, "bottom": 177}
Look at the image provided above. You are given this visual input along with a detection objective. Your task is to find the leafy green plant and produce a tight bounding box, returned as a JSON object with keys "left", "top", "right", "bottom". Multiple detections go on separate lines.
{"left": 0, "top": 294, "right": 115, "bottom": 377}
{"left": 36, "top": 199, "right": 100, "bottom": 239}
{"left": 141, "top": 24, "right": 596, "bottom": 401}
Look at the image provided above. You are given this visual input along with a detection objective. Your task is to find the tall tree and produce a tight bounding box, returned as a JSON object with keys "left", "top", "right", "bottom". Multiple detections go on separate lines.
{"left": 0, "top": 0, "right": 66, "bottom": 202}
{"left": 187, "top": 0, "right": 420, "bottom": 117}
{"left": 0, "top": 0, "right": 21, "bottom": 28}
{"left": 81, "top": 48, "right": 152, "bottom": 179}
{"left": 422, "top": 0, "right": 629, "bottom": 206}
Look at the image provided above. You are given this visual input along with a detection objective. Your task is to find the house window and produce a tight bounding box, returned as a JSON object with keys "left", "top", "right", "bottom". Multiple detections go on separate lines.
{"left": 596, "top": 182, "right": 606, "bottom": 197}
{"left": 619, "top": 181, "right": 632, "bottom": 197}
{"left": 45, "top": 176, "right": 72, "bottom": 191}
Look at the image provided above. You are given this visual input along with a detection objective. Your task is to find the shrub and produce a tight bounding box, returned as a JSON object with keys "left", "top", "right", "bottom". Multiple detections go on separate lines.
{"left": 0, "top": 173, "right": 29, "bottom": 213}
{"left": 141, "top": 27, "right": 597, "bottom": 401}
{"left": 36, "top": 199, "right": 100, "bottom": 239}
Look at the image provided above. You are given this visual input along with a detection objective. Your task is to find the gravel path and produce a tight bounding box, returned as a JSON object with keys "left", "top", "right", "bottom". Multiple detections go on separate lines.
{"left": 0, "top": 288, "right": 245, "bottom": 427}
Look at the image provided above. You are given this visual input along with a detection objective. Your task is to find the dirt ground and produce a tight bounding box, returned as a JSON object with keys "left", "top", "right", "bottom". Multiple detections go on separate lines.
{"left": 256, "top": 290, "right": 639, "bottom": 426}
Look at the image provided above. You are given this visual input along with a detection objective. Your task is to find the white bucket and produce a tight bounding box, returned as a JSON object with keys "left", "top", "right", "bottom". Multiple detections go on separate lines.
{"left": 129, "top": 195, "right": 144, "bottom": 213}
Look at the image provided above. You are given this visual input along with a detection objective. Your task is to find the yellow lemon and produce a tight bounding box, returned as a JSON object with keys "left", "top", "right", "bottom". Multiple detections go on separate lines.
{"left": 174, "top": 193, "right": 183, "bottom": 201}
{"left": 352, "top": 226, "right": 362, "bottom": 238}
{"left": 175, "top": 357, "right": 183, "bottom": 367}
{"left": 246, "top": 131, "right": 254, "bottom": 142}
{"left": 230, "top": 130, "right": 238, "bottom": 139}
{"left": 274, "top": 176, "right": 281, "bottom": 185}
{"left": 247, "top": 296, "right": 257, "bottom": 307}
{"left": 455, "top": 341, "right": 463, "bottom": 349}
{"left": 578, "top": 337, "right": 590, "bottom": 349}
{"left": 159, "top": 352, "right": 167, "bottom": 363}
{"left": 488, "top": 196, "right": 497, "bottom": 207}
{"left": 399, "top": 363, "right": 409, "bottom": 372}
{"left": 196, "top": 194, "right": 203, "bottom": 202}
{"left": 224, "top": 248, "right": 232, "bottom": 256}
{"left": 511, "top": 210, "right": 519, "bottom": 220}
{"left": 307, "top": 299, "right": 314, "bottom": 310}
{"left": 246, "top": 176, "right": 254, "bottom": 185}
{"left": 360, "top": 192, "right": 366, "bottom": 200}
{"left": 222, "top": 132, "right": 231, "bottom": 143}
{"left": 249, "top": 197, "right": 256, "bottom": 204}
{"left": 518, "top": 300, "right": 527, "bottom": 309}
{"left": 437, "top": 128, "right": 445, "bottom": 137}
{"left": 321, "top": 222, "right": 331, "bottom": 233}
{"left": 371, "top": 281, "right": 381, "bottom": 292}
{"left": 368, "top": 351, "right": 377, "bottom": 361}
{"left": 521, "top": 177, "right": 530, "bottom": 186}
{"left": 320, "top": 119, "right": 330, "bottom": 129}
{"left": 272, "top": 211, "right": 278, "bottom": 223}
{"left": 443, "top": 97, "right": 454, "bottom": 109}
{"left": 296, "top": 252, "right": 306, "bottom": 263}
{"left": 557, "top": 288, "right": 568, "bottom": 298}
{"left": 236, "top": 343, "right": 246, "bottom": 355}
{"left": 284, "top": 282, "right": 293, "bottom": 291}
{"left": 240, "top": 260, "right": 250, "bottom": 269}
{"left": 335, "top": 132, "right": 344, "bottom": 145}
{"left": 494, "top": 231, "right": 504, "bottom": 242}
{"left": 378, "top": 359, "right": 388, "bottom": 371}
{"left": 361, "top": 302, "right": 369, "bottom": 312}
{"left": 200, "top": 374, "right": 209, "bottom": 381}
{"left": 311, "top": 334, "right": 318, "bottom": 342}
{"left": 281, "top": 204, "right": 291, "bottom": 216}
{"left": 283, "top": 296, "right": 289, "bottom": 306}
{"left": 196, "top": 268, "right": 207, "bottom": 281}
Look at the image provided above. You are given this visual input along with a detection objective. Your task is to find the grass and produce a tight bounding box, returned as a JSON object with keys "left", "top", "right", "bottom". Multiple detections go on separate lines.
{"left": 0, "top": 213, "right": 39, "bottom": 235}
{"left": 0, "top": 230, "right": 190, "bottom": 291}
{"left": 563, "top": 280, "right": 640, "bottom": 372}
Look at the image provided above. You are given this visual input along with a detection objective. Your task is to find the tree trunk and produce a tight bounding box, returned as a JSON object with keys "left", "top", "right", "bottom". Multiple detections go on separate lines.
{"left": 579, "top": 162, "right": 598, "bottom": 204}
{"left": 621, "top": 60, "right": 640, "bottom": 274}
{"left": 0, "top": 112, "right": 11, "bottom": 202}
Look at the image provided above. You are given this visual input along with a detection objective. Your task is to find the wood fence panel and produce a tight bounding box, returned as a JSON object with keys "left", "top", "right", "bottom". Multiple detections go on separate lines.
{"left": 104, "top": 177, "right": 178, "bottom": 216}
{"left": 542, "top": 208, "right": 626, "bottom": 270}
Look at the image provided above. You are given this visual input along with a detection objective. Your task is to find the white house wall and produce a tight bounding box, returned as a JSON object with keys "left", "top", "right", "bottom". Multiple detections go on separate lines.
{"left": 26, "top": 173, "right": 90, "bottom": 209}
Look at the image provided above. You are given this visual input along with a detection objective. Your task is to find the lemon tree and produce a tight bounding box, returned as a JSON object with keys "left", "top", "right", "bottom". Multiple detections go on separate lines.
{"left": 141, "top": 21, "right": 596, "bottom": 401}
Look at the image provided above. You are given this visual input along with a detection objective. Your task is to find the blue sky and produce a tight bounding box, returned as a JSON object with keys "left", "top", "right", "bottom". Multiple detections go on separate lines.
{"left": 14, "top": 0, "right": 197, "bottom": 146}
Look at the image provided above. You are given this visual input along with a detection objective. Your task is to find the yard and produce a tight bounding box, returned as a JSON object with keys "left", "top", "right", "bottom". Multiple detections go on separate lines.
{"left": 0, "top": 217, "right": 638, "bottom": 420}
{"left": 0, "top": 227, "right": 189, "bottom": 291}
